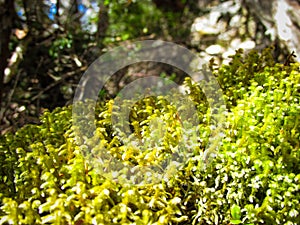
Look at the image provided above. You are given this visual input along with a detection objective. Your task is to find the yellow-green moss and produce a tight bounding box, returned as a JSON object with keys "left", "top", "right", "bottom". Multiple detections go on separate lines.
{"left": 0, "top": 48, "right": 299, "bottom": 224}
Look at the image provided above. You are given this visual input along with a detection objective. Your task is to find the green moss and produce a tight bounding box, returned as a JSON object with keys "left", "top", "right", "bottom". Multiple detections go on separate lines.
{"left": 0, "top": 48, "right": 300, "bottom": 224}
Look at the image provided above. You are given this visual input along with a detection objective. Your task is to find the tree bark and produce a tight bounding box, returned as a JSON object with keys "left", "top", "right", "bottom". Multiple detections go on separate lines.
{"left": 0, "top": 0, "right": 15, "bottom": 108}
{"left": 243, "top": 0, "right": 300, "bottom": 61}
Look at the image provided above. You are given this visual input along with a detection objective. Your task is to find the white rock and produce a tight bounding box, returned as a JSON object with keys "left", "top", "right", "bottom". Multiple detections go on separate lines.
{"left": 238, "top": 40, "right": 256, "bottom": 49}
{"left": 222, "top": 49, "right": 236, "bottom": 59}
{"left": 192, "top": 17, "right": 219, "bottom": 35}
{"left": 205, "top": 45, "right": 223, "bottom": 55}
{"left": 230, "top": 15, "right": 242, "bottom": 27}
{"left": 230, "top": 38, "right": 242, "bottom": 49}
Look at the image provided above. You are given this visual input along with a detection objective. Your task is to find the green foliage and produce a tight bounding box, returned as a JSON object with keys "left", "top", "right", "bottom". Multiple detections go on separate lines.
{"left": 49, "top": 35, "right": 73, "bottom": 59}
{"left": 104, "top": 0, "right": 163, "bottom": 43}
{"left": 103, "top": 0, "right": 191, "bottom": 43}
{"left": 1, "top": 48, "right": 300, "bottom": 224}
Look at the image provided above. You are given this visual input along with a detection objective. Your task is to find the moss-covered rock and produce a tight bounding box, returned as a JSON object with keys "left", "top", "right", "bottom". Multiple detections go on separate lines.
{"left": 0, "top": 48, "right": 299, "bottom": 224}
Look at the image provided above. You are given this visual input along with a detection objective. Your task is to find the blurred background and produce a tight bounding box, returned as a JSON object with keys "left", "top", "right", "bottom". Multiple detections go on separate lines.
{"left": 0, "top": 0, "right": 299, "bottom": 134}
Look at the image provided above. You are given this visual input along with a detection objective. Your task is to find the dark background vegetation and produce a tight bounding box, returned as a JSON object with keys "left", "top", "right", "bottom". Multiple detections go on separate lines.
{"left": 0, "top": 0, "right": 299, "bottom": 134}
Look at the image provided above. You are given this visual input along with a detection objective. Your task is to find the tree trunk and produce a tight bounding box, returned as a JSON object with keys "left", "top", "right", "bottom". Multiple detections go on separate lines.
{"left": 243, "top": 0, "right": 300, "bottom": 61}
{"left": 0, "top": 0, "right": 15, "bottom": 108}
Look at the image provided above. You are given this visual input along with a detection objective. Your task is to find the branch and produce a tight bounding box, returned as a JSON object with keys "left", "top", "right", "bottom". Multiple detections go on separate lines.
{"left": 31, "top": 66, "right": 87, "bottom": 102}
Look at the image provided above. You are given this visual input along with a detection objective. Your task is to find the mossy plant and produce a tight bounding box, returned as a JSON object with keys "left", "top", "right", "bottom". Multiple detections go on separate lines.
{"left": 0, "top": 48, "right": 299, "bottom": 224}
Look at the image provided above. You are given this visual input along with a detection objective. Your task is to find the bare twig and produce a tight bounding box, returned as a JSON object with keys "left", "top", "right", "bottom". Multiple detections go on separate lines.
{"left": 31, "top": 66, "right": 87, "bottom": 102}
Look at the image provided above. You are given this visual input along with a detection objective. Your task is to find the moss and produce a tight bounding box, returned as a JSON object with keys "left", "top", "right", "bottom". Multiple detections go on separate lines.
{"left": 0, "top": 48, "right": 299, "bottom": 224}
